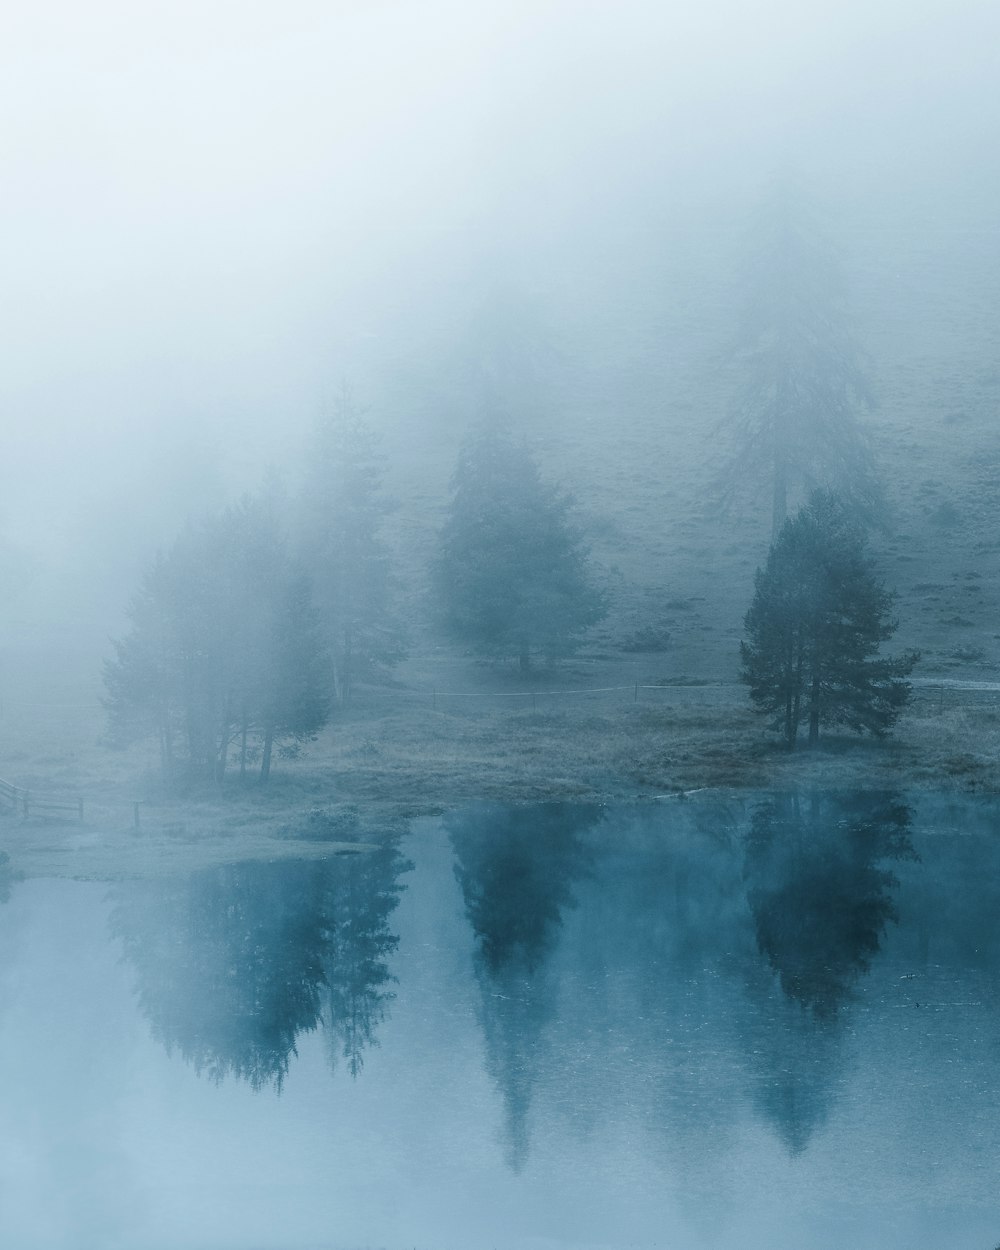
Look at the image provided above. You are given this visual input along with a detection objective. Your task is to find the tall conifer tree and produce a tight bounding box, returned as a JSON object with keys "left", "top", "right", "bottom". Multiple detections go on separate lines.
{"left": 740, "top": 491, "right": 916, "bottom": 748}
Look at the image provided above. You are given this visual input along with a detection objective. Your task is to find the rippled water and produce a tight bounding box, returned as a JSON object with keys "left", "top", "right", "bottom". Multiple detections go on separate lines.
{"left": 1, "top": 792, "right": 999, "bottom": 1249}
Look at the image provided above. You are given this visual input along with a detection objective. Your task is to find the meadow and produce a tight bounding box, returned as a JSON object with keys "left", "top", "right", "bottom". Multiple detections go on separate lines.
{"left": 1, "top": 194, "right": 998, "bottom": 880}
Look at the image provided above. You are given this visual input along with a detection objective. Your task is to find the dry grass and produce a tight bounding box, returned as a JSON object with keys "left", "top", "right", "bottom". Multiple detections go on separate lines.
{"left": 2, "top": 204, "right": 998, "bottom": 879}
{"left": 2, "top": 672, "right": 998, "bottom": 881}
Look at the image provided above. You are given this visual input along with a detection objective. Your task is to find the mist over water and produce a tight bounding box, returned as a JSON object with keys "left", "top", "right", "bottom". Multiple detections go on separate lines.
{"left": 2, "top": 6, "right": 1000, "bottom": 1247}
{"left": 2, "top": 797, "right": 1000, "bottom": 1249}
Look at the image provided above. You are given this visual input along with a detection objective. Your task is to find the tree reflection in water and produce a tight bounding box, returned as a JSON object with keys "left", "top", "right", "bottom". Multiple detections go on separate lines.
{"left": 110, "top": 841, "right": 411, "bottom": 1091}
{"left": 323, "top": 836, "right": 412, "bottom": 1078}
{"left": 449, "top": 802, "right": 599, "bottom": 1171}
{"left": 445, "top": 794, "right": 918, "bottom": 1166}
{"left": 104, "top": 794, "right": 921, "bottom": 1163}
{"left": 744, "top": 791, "right": 915, "bottom": 1017}
{"left": 739, "top": 791, "right": 914, "bottom": 1152}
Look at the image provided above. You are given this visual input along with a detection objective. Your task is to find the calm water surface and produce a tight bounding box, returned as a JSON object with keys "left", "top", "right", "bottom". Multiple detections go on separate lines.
{"left": 1, "top": 792, "right": 999, "bottom": 1249}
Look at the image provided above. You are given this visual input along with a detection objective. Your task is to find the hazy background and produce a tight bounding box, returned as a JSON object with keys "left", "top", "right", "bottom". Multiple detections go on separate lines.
{"left": 2, "top": 0, "right": 998, "bottom": 673}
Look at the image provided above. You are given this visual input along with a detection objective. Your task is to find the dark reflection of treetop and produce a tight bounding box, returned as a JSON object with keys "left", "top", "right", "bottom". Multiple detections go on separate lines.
{"left": 110, "top": 846, "right": 410, "bottom": 1092}
{"left": 111, "top": 860, "right": 331, "bottom": 1091}
{"left": 745, "top": 1007, "right": 843, "bottom": 1157}
{"left": 730, "top": 792, "right": 914, "bottom": 1156}
{"left": 323, "top": 835, "right": 412, "bottom": 1078}
{"left": 448, "top": 802, "right": 600, "bottom": 1171}
{"left": 450, "top": 802, "right": 599, "bottom": 975}
{"left": 552, "top": 804, "right": 751, "bottom": 1173}
{"left": 743, "top": 791, "right": 915, "bottom": 1019}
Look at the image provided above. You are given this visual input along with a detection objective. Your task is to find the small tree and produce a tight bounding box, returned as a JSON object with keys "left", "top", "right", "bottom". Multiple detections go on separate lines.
{"left": 257, "top": 572, "right": 329, "bottom": 782}
{"left": 740, "top": 491, "right": 917, "bottom": 748}
{"left": 298, "top": 386, "right": 405, "bottom": 703}
{"left": 718, "top": 180, "right": 882, "bottom": 538}
{"left": 434, "top": 426, "right": 606, "bottom": 671}
{"left": 744, "top": 792, "right": 914, "bottom": 1020}
{"left": 104, "top": 492, "right": 328, "bottom": 783}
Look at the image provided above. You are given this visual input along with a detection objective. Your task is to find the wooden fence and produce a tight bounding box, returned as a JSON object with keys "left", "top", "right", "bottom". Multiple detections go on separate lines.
{"left": 0, "top": 777, "right": 146, "bottom": 828}
{"left": 0, "top": 776, "right": 84, "bottom": 821}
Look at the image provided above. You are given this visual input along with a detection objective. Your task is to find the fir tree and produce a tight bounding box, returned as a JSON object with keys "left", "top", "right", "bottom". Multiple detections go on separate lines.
{"left": 298, "top": 385, "right": 405, "bottom": 702}
{"left": 719, "top": 180, "right": 882, "bottom": 537}
{"left": 104, "top": 492, "right": 328, "bottom": 783}
{"left": 434, "top": 426, "right": 606, "bottom": 672}
{"left": 740, "top": 491, "right": 917, "bottom": 748}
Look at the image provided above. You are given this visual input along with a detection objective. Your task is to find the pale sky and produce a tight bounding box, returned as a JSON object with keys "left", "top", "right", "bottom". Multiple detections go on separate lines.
{"left": 0, "top": 0, "right": 996, "bottom": 575}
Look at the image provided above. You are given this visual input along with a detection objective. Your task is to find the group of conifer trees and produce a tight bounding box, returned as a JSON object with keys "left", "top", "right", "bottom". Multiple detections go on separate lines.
{"left": 723, "top": 182, "right": 916, "bottom": 748}
{"left": 104, "top": 182, "right": 920, "bottom": 778}
{"left": 103, "top": 388, "right": 406, "bottom": 782}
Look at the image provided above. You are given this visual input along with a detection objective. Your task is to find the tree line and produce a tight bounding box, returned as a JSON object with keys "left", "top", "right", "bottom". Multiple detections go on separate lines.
{"left": 101, "top": 794, "right": 929, "bottom": 1162}
{"left": 103, "top": 396, "right": 611, "bottom": 782}
{"left": 104, "top": 184, "right": 920, "bottom": 779}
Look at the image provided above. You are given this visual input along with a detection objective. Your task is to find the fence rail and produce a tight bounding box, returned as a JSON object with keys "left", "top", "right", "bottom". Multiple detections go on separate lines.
{"left": 0, "top": 776, "right": 147, "bottom": 828}
{"left": 360, "top": 676, "right": 1000, "bottom": 720}
{"left": 0, "top": 775, "right": 84, "bottom": 821}
{"left": 415, "top": 681, "right": 748, "bottom": 711}
{"left": 417, "top": 676, "right": 1000, "bottom": 701}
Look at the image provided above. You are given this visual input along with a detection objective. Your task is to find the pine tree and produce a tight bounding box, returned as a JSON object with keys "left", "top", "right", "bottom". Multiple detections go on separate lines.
{"left": 104, "top": 492, "right": 328, "bottom": 783}
{"left": 740, "top": 490, "right": 917, "bottom": 748}
{"left": 298, "top": 386, "right": 405, "bottom": 703}
{"left": 256, "top": 571, "right": 329, "bottom": 782}
{"left": 110, "top": 860, "right": 332, "bottom": 1091}
{"left": 744, "top": 792, "right": 914, "bottom": 1020}
{"left": 434, "top": 426, "right": 606, "bottom": 672}
{"left": 720, "top": 180, "right": 882, "bottom": 538}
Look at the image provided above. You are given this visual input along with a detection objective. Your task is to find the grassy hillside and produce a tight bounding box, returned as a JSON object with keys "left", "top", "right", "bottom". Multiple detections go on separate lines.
{"left": 1, "top": 189, "right": 998, "bottom": 858}
{"left": 374, "top": 195, "right": 1000, "bottom": 686}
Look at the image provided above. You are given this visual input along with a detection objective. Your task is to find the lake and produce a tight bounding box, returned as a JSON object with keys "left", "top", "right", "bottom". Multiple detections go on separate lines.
{"left": 1, "top": 792, "right": 999, "bottom": 1249}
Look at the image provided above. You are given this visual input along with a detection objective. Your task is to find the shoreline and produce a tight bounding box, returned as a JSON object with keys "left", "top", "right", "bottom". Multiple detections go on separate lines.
{"left": 2, "top": 683, "right": 998, "bottom": 881}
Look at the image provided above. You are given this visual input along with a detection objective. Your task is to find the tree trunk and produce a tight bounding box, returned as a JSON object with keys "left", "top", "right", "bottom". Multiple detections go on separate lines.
{"left": 788, "top": 637, "right": 805, "bottom": 749}
{"left": 158, "top": 709, "right": 173, "bottom": 779}
{"left": 343, "top": 625, "right": 353, "bottom": 705}
{"left": 772, "top": 455, "right": 788, "bottom": 541}
{"left": 215, "top": 695, "right": 233, "bottom": 781}
{"left": 239, "top": 709, "right": 248, "bottom": 780}
{"left": 331, "top": 657, "right": 342, "bottom": 704}
{"left": 808, "top": 675, "right": 821, "bottom": 748}
{"left": 184, "top": 710, "right": 199, "bottom": 778}
{"left": 260, "top": 726, "right": 274, "bottom": 783}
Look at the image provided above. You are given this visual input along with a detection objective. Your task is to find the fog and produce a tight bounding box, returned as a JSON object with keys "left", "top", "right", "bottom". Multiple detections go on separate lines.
{"left": 3, "top": 0, "right": 996, "bottom": 632}
{"left": 4, "top": 805, "right": 1000, "bottom": 1249}
{"left": 3, "top": 9, "right": 1000, "bottom": 1245}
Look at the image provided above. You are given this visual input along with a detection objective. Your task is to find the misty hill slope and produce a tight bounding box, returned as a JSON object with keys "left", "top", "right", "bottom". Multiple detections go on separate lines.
{"left": 2, "top": 197, "right": 996, "bottom": 725}
{"left": 377, "top": 199, "right": 1000, "bottom": 687}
